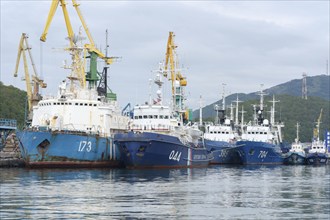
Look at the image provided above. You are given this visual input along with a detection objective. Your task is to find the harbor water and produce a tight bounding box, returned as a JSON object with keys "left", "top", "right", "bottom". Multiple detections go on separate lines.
{"left": 1, "top": 165, "right": 329, "bottom": 219}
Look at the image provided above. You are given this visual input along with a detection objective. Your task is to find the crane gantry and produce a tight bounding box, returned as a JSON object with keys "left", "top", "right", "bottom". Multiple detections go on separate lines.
{"left": 14, "top": 33, "right": 47, "bottom": 121}
{"left": 40, "top": 0, "right": 114, "bottom": 88}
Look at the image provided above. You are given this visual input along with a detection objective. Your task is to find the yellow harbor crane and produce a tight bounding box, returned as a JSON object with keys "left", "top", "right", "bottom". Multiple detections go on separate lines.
{"left": 163, "top": 32, "right": 191, "bottom": 121}
{"left": 313, "top": 108, "right": 323, "bottom": 140}
{"left": 164, "top": 32, "right": 187, "bottom": 96}
{"left": 40, "top": 0, "right": 114, "bottom": 88}
{"left": 14, "top": 33, "right": 47, "bottom": 119}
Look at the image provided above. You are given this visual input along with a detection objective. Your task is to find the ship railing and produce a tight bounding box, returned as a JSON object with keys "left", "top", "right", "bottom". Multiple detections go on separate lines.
{"left": 30, "top": 125, "right": 107, "bottom": 137}
{"left": 0, "top": 119, "right": 17, "bottom": 129}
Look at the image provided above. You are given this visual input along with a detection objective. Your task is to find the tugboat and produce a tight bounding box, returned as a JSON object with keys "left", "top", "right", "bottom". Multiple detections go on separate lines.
{"left": 233, "top": 89, "right": 285, "bottom": 165}
{"left": 203, "top": 86, "right": 238, "bottom": 164}
{"left": 283, "top": 122, "right": 306, "bottom": 165}
{"left": 16, "top": 2, "right": 129, "bottom": 168}
{"left": 114, "top": 32, "right": 210, "bottom": 169}
{"left": 306, "top": 109, "right": 328, "bottom": 165}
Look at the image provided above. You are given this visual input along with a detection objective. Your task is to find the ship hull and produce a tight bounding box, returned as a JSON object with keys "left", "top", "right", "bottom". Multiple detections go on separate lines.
{"left": 114, "top": 132, "right": 210, "bottom": 168}
{"left": 283, "top": 152, "right": 306, "bottom": 165}
{"left": 203, "top": 139, "right": 239, "bottom": 164}
{"left": 306, "top": 153, "right": 328, "bottom": 165}
{"left": 234, "top": 141, "right": 284, "bottom": 165}
{"left": 16, "top": 130, "right": 121, "bottom": 168}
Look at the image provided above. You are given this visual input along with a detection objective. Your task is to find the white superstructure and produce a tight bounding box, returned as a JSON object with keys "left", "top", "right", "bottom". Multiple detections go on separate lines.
{"left": 240, "top": 90, "right": 283, "bottom": 145}
{"left": 129, "top": 68, "right": 201, "bottom": 144}
{"left": 32, "top": 85, "right": 129, "bottom": 137}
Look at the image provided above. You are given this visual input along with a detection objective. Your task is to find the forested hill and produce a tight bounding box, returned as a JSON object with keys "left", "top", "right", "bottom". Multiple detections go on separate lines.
{"left": 0, "top": 82, "right": 26, "bottom": 127}
{"left": 193, "top": 74, "right": 329, "bottom": 120}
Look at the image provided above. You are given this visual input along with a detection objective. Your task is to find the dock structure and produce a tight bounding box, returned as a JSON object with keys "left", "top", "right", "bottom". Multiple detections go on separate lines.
{"left": 0, "top": 119, "right": 17, "bottom": 150}
{"left": 0, "top": 119, "right": 24, "bottom": 167}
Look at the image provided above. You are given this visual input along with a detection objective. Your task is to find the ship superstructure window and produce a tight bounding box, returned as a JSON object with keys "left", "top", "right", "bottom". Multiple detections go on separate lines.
{"left": 164, "top": 116, "right": 169, "bottom": 119}
{"left": 148, "top": 115, "right": 153, "bottom": 119}
{"left": 159, "top": 115, "right": 164, "bottom": 119}
{"left": 143, "top": 115, "right": 148, "bottom": 119}
{"left": 154, "top": 115, "right": 158, "bottom": 119}
{"left": 139, "top": 116, "right": 142, "bottom": 119}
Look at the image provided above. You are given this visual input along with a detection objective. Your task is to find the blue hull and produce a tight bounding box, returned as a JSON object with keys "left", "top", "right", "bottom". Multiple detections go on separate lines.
{"left": 306, "top": 153, "right": 328, "bottom": 165}
{"left": 16, "top": 130, "right": 121, "bottom": 168}
{"left": 114, "top": 132, "right": 211, "bottom": 168}
{"left": 234, "top": 141, "right": 284, "bottom": 165}
{"left": 283, "top": 152, "right": 306, "bottom": 165}
{"left": 203, "top": 139, "right": 239, "bottom": 164}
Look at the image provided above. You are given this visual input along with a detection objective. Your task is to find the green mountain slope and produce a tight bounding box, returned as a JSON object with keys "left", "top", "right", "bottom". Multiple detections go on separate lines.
{"left": 0, "top": 82, "right": 27, "bottom": 127}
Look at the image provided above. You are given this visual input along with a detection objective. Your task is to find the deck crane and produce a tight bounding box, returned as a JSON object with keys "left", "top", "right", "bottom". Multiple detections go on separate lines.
{"left": 313, "top": 108, "right": 323, "bottom": 141}
{"left": 14, "top": 33, "right": 47, "bottom": 121}
{"left": 40, "top": 0, "right": 114, "bottom": 89}
{"left": 164, "top": 32, "right": 188, "bottom": 121}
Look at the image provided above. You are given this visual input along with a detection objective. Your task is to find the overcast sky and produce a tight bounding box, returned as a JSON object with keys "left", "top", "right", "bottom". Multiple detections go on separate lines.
{"left": 1, "top": 1, "right": 329, "bottom": 110}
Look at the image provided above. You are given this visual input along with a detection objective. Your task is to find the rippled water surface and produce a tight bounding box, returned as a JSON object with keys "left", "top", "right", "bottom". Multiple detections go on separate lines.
{"left": 1, "top": 165, "right": 329, "bottom": 219}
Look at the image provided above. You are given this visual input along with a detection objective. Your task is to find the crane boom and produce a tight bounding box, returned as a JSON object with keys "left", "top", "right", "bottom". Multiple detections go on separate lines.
{"left": 164, "top": 32, "right": 187, "bottom": 95}
{"left": 40, "top": 0, "right": 115, "bottom": 90}
{"left": 40, "top": 0, "right": 113, "bottom": 64}
{"left": 14, "top": 33, "right": 47, "bottom": 121}
{"left": 313, "top": 108, "right": 323, "bottom": 140}
{"left": 40, "top": 0, "right": 74, "bottom": 47}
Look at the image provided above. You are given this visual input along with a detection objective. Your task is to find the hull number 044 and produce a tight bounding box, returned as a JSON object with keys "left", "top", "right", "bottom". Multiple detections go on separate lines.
{"left": 169, "top": 150, "right": 181, "bottom": 162}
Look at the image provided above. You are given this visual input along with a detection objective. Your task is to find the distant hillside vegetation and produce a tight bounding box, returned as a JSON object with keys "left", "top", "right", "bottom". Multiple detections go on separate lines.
{"left": 0, "top": 82, "right": 26, "bottom": 127}
{"left": 266, "top": 74, "right": 330, "bottom": 100}
{"left": 194, "top": 74, "right": 329, "bottom": 119}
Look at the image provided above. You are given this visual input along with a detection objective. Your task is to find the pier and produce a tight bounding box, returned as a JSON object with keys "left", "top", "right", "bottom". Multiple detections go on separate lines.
{"left": 0, "top": 119, "right": 24, "bottom": 167}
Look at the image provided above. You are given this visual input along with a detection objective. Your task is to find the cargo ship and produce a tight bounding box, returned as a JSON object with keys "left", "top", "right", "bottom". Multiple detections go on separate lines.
{"left": 114, "top": 32, "right": 210, "bottom": 169}
{"left": 17, "top": 1, "right": 129, "bottom": 168}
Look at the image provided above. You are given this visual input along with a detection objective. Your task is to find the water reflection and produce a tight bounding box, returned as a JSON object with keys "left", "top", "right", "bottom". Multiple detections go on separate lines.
{"left": 0, "top": 165, "right": 329, "bottom": 219}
